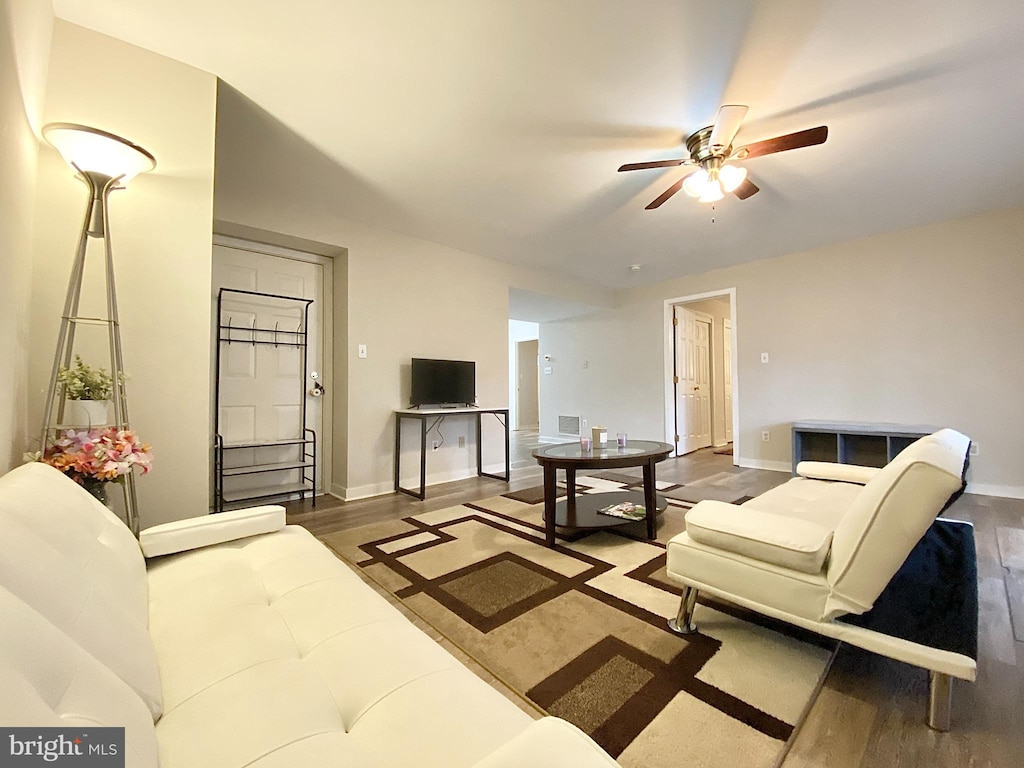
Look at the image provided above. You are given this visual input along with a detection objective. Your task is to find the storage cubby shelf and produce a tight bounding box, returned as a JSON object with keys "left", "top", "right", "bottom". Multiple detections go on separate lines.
{"left": 791, "top": 420, "right": 938, "bottom": 474}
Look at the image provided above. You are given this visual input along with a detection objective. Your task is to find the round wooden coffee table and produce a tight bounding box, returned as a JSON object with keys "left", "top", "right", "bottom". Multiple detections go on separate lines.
{"left": 532, "top": 440, "right": 674, "bottom": 547}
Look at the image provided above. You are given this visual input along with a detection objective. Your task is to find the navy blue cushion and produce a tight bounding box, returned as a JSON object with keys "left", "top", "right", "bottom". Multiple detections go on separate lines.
{"left": 839, "top": 519, "right": 978, "bottom": 660}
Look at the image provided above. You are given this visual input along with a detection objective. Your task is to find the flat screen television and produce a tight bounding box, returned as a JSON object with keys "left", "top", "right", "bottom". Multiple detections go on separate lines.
{"left": 410, "top": 358, "right": 476, "bottom": 407}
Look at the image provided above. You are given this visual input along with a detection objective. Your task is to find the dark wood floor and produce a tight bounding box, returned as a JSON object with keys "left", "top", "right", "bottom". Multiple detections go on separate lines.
{"left": 285, "top": 438, "right": 1024, "bottom": 768}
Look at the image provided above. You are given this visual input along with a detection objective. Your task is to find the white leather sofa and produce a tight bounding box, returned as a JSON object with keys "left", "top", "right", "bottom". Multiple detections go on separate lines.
{"left": 0, "top": 462, "right": 619, "bottom": 767}
{"left": 666, "top": 428, "right": 974, "bottom": 730}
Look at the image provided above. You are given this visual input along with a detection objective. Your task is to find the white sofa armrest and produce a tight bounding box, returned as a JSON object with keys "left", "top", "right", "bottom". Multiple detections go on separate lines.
{"left": 471, "top": 718, "right": 620, "bottom": 767}
{"left": 686, "top": 499, "right": 834, "bottom": 574}
{"left": 796, "top": 461, "right": 881, "bottom": 485}
{"left": 139, "top": 505, "right": 286, "bottom": 558}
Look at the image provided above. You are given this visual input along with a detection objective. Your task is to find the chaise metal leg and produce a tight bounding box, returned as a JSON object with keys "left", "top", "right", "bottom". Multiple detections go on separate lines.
{"left": 927, "top": 671, "right": 952, "bottom": 731}
{"left": 668, "top": 586, "right": 699, "bottom": 634}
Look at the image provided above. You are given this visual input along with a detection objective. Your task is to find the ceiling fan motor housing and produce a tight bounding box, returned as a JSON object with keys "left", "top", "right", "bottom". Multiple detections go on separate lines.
{"left": 686, "top": 126, "right": 723, "bottom": 164}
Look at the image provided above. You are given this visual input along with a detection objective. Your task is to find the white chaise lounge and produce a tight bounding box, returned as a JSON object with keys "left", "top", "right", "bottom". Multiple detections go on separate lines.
{"left": 665, "top": 428, "right": 975, "bottom": 730}
{"left": 0, "top": 462, "right": 620, "bottom": 767}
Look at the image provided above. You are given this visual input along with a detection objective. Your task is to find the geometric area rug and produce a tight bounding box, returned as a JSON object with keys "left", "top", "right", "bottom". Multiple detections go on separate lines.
{"left": 319, "top": 487, "right": 835, "bottom": 768}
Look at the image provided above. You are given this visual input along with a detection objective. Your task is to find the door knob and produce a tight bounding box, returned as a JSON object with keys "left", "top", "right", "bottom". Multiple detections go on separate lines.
{"left": 309, "top": 371, "right": 325, "bottom": 397}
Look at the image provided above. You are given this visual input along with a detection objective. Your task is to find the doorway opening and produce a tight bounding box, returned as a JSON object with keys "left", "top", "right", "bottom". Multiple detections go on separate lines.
{"left": 663, "top": 289, "right": 736, "bottom": 461}
{"left": 508, "top": 320, "right": 539, "bottom": 431}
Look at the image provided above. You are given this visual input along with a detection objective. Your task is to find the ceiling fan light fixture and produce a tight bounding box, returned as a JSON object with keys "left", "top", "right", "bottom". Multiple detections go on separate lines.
{"left": 699, "top": 180, "right": 724, "bottom": 203}
{"left": 682, "top": 169, "right": 709, "bottom": 198}
{"left": 718, "top": 164, "right": 748, "bottom": 194}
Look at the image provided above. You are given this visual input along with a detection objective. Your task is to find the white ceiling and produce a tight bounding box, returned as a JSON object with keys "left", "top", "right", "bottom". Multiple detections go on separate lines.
{"left": 53, "top": 0, "right": 1024, "bottom": 290}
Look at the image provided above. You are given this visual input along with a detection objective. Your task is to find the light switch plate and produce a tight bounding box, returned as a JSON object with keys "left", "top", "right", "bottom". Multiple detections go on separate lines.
{"left": 358, "top": 344, "right": 367, "bottom": 358}
{"left": 760, "top": 352, "right": 769, "bottom": 364}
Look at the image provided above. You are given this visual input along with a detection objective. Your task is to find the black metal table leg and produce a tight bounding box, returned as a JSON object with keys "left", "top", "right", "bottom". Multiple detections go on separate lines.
{"left": 643, "top": 459, "right": 658, "bottom": 540}
{"left": 418, "top": 416, "right": 427, "bottom": 499}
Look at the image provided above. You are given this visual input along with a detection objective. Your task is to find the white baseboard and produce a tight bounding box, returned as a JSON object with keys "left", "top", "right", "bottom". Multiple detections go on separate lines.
{"left": 966, "top": 482, "right": 1024, "bottom": 499}
{"left": 338, "top": 462, "right": 517, "bottom": 502}
{"left": 335, "top": 480, "right": 394, "bottom": 501}
{"left": 539, "top": 434, "right": 569, "bottom": 444}
{"left": 736, "top": 457, "right": 791, "bottom": 473}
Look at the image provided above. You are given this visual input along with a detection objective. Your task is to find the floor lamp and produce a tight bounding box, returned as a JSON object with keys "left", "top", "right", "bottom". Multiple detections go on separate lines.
{"left": 39, "top": 123, "right": 156, "bottom": 537}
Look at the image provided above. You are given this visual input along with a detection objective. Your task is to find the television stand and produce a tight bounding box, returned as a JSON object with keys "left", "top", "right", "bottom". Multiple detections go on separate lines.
{"left": 393, "top": 406, "right": 510, "bottom": 499}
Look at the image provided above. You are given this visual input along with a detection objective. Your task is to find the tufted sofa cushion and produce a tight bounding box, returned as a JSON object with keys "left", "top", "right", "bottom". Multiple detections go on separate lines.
{"left": 0, "top": 463, "right": 619, "bottom": 767}
{"left": 0, "top": 585, "right": 159, "bottom": 768}
{"left": 147, "top": 525, "right": 536, "bottom": 767}
{"left": 0, "top": 463, "right": 163, "bottom": 719}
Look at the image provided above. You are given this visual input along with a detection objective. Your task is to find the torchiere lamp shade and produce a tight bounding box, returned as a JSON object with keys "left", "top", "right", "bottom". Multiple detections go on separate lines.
{"left": 43, "top": 122, "right": 156, "bottom": 183}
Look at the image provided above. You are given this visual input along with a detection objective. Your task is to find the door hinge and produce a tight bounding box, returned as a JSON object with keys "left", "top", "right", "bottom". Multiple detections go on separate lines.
{"left": 672, "top": 316, "right": 678, "bottom": 326}
{"left": 673, "top": 375, "right": 679, "bottom": 384}
{"left": 674, "top": 434, "right": 680, "bottom": 442}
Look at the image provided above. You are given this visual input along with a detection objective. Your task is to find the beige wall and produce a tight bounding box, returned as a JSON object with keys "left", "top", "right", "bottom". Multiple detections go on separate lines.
{"left": 213, "top": 80, "right": 614, "bottom": 498}
{"left": 213, "top": 198, "right": 605, "bottom": 497}
{"left": 0, "top": 0, "right": 52, "bottom": 470}
{"left": 539, "top": 307, "right": 660, "bottom": 444}
{"left": 543, "top": 205, "right": 1024, "bottom": 496}
{"left": 30, "top": 22, "right": 217, "bottom": 526}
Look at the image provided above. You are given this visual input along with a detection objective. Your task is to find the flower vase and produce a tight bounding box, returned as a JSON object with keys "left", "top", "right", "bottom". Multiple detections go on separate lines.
{"left": 84, "top": 481, "right": 111, "bottom": 508}
{"left": 65, "top": 399, "right": 111, "bottom": 427}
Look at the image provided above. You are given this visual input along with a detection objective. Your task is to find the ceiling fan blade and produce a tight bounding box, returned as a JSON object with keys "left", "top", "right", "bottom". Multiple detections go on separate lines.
{"left": 733, "top": 178, "right": 759, "bottom": 200}
{"left": 708, "top": 104, "right": 749, "bottom": 154}
{"left": 645, "top": 178, "right": 686, "bottom": 209}
{"left": 618, "top": 158, "right": 689, "bottom": 172}
{"left": 737, "top": 126, "right": 828, "bottom": 160}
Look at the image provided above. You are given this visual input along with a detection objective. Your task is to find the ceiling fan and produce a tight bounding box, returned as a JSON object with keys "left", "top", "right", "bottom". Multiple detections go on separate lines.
{"left": 617, "top": 105, "right": 828, "bottom": 209}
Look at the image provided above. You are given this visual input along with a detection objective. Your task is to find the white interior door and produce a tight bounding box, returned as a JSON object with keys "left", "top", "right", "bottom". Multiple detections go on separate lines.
{"left": 212, "top": 243, "right": 328, "bottom": 499}
{"left": 723, "top": 317, "right": 734, "bottom": 443}
{"left": 515, "top": 339, "right": 539, "bottom": 429}
{"left": 674, "top": 306, "right": 713, "bottom": 454}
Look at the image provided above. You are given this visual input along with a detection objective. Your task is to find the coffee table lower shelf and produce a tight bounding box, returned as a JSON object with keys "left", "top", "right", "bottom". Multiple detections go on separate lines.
{"left": 552, "top": 490, "right": 667, "bottom": 530}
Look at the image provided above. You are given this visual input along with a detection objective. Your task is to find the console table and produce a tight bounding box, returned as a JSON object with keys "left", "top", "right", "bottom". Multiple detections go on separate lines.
{"left": 791, "top": 420, "right": 939, "bottom": 474}
{"left": 394, "top": 407, "right": 510, "bottom": 499}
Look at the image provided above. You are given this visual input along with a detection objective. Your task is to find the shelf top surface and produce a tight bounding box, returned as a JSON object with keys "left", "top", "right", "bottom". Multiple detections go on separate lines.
{"left": 792, "top": 420, "right": 941, "bottom": 435}
{"left": 222, "top": 460, "right": 312, "bottom": 474}
{"left": 222, "top": 482, "right": 310, "bottom": 501}
{"left": 395, "top": 406, "right": 508, "bottom": 416}
{"left": 221, "top": 437, "right": 312, "bottom": 448}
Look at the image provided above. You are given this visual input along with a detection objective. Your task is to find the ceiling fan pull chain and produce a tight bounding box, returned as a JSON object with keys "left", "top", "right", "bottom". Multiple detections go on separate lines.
{"left": 711, "top": 203, "right": 716, "bottom": 224}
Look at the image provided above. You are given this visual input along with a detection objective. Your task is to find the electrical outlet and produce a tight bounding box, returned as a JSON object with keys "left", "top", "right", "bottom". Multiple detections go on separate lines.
{"left": 431, "top": 440, "right": 439, "bottom": 452}
{"left": 583, "top": 360, "right": 589, "bottom": 369}
{"left": 969, "top": 443, "right": 979, "bottom": 456}
{"left": 761, "top": 430, "right": 770, "bottom": 442}
{"left": 458, "top": 436, "right": 465, "bottom": 448}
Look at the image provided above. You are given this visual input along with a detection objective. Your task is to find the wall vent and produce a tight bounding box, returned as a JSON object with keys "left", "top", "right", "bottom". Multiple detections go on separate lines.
{"left": 557, "top": 414, "right": 581, "bottom": 436}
